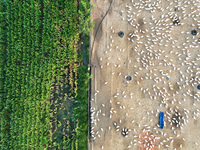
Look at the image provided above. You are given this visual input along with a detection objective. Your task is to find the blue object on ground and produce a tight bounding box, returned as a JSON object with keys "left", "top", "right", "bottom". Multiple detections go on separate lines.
{"left": 159, "top": 112, "right": 164, "bottom": 129}
{"left": 197, "top": 85, "right": 200, "bottom": 90}
{"left": 166, "top": 77, "right": 169, "bottom": 80}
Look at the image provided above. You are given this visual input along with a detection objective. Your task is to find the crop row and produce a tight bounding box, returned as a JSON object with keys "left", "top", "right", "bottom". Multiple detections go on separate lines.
{"left": 1, "top": 0, "right": 91, "bottom": 150}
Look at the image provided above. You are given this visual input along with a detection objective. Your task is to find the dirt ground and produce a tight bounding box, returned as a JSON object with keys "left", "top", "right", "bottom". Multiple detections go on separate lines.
{"left": 89, "top": 0, "right": 200, "bottom": 150}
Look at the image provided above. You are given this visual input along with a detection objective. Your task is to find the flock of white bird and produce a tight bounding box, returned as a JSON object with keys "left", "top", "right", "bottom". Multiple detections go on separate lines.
{"left": 90, "top": 0, "right": 199, "bottom": 149}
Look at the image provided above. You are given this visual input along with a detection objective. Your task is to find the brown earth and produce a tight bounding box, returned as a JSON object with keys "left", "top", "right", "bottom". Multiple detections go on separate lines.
{"left": 89, "top": 0, "right": 200, "bottom": 150}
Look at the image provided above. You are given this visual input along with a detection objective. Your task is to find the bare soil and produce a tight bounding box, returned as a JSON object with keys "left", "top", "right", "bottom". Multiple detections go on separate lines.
{"left": 89, "top": 0, "right": 200, "bottom": 150}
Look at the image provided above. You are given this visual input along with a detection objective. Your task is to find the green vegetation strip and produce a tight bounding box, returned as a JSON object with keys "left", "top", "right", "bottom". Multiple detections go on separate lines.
{"left": 0, "top": 0, "right": 91, "bottom": 149}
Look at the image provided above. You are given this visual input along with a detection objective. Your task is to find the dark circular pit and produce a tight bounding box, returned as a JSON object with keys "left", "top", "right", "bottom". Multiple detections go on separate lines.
{"left": 118, "top": 31, "right": 124, "bottom": 38}
{"left": 126, "top": 76, "right": 132, "bottom": 81}
{"left": 197, "top": 85, "right": 200, "bottom": 90}
{"left": 191, "top": 30, "right": 197, "bottom": 35}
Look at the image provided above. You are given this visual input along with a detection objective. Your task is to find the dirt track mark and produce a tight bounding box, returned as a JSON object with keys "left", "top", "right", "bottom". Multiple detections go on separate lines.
{"left": 93, "top": 18, "right": 103, "bottom": 41}
{"left": 137, "top": 18, "right": 145, "bottom": 32}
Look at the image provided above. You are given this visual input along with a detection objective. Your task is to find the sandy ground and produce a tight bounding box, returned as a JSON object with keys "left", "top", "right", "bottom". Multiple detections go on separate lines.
{"left": 89, "top": 0, "right": 200, "bottom": 150}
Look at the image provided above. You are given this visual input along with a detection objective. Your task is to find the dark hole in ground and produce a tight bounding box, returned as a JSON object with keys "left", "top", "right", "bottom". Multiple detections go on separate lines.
{"left": 126, "top": 76, "right": 132, "bottom": 81}
{"left": 191, "top": 30, "right": 197, "bottom": 35}
{"left": 118, "top": 31, "right": 124, "bottom": 38}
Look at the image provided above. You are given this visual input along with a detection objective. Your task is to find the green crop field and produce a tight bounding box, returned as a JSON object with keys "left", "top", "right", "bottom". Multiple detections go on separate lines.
{"left": 0, "top": 0, "right": 91, "bottom": 149}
